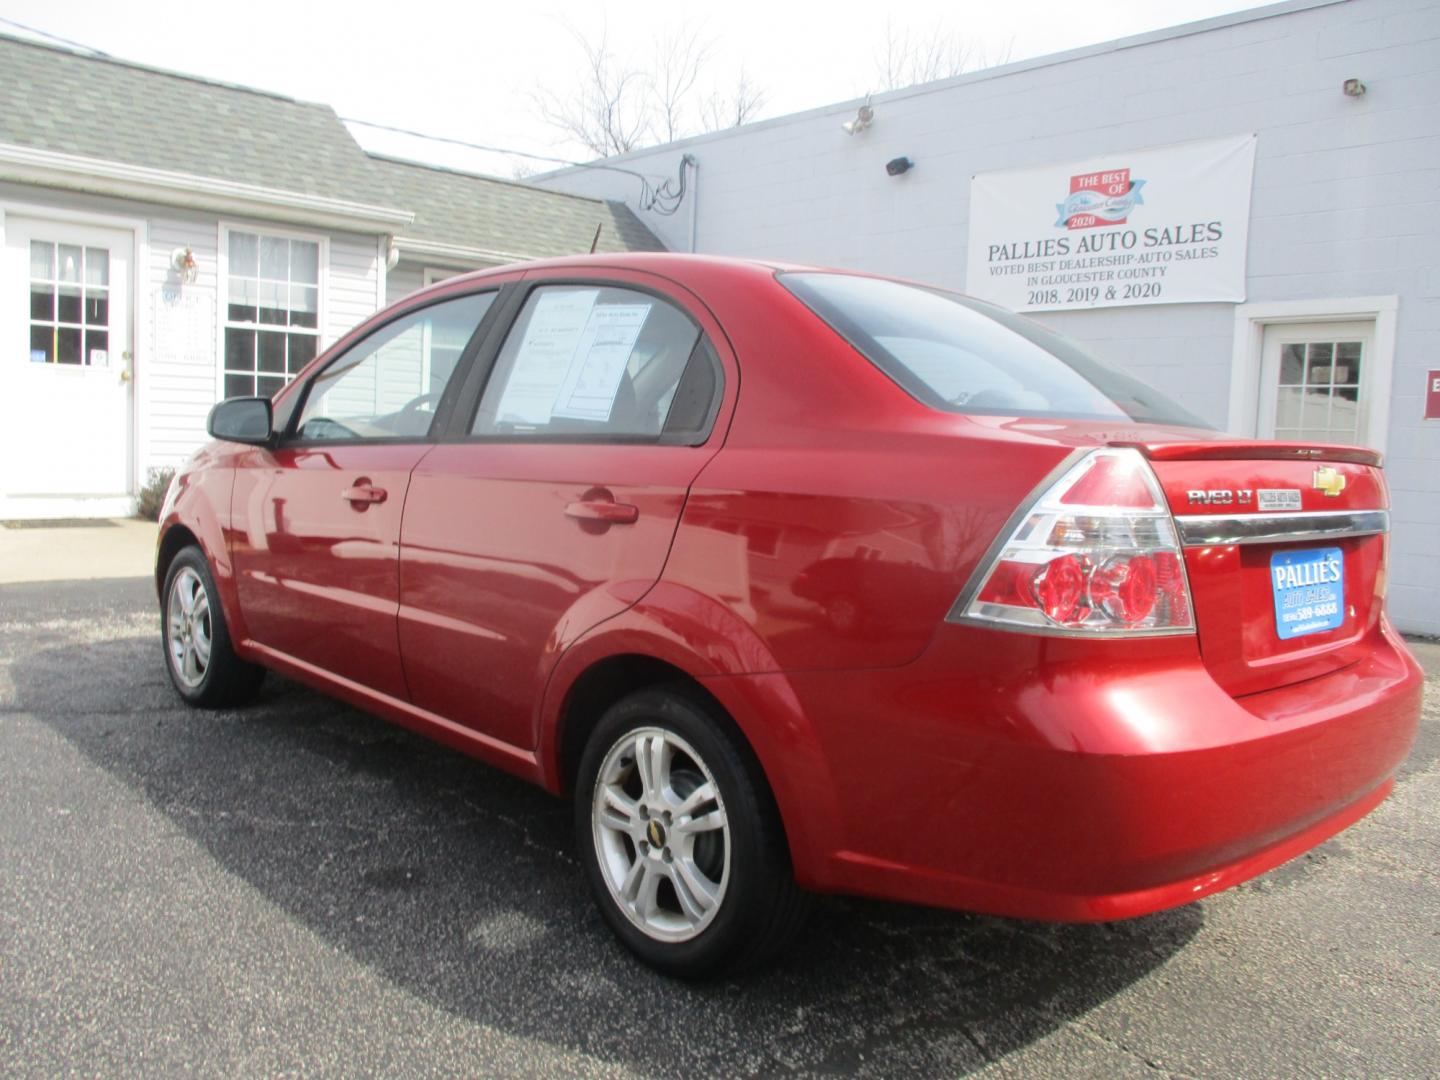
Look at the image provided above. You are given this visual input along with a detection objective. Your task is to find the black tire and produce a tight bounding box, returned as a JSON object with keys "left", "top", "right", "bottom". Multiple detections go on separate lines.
{"left": 574, "top": 686, "right": 809, "bottom": 979}
{"left": 160, "top": 545, "right": 264, "bottom": 708}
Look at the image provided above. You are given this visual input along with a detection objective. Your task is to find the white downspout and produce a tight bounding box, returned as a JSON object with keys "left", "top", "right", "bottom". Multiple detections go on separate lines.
{"left": 686, "top": 154, "right": 699, "bottom": 252}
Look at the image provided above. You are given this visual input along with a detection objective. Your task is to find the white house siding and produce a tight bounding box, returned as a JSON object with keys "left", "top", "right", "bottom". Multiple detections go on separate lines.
{"left": 386, "top": 263, "right": 425, "bottom": 307}
{"left": 535, "top": 0, "right": 1440, "bottom": 634}
{"left": 143, "top": 211, "right": 220, "bottom": 479}
{"left": 326, "top": 231, "right": 382, "bottom": 347}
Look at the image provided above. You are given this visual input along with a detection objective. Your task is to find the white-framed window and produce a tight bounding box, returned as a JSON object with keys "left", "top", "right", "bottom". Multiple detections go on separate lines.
{"left": 1261, "top": 322, "right": 1372, "bottom": 445}
{"left": 220, "top": 225, "right": 325, "bottom": 399}
{"left": 27, "top": 239, "right": 111, "bottom": 365}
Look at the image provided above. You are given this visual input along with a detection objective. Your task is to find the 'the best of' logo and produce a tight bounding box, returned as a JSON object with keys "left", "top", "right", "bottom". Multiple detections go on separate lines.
{"left": 1056, "top": 168, "right": 1146, "bottom": 229}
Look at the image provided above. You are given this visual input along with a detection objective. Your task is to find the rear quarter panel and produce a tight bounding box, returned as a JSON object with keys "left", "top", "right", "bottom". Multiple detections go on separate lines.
{"left": 655, "top": 271, "right": 1077, "bottom": 671}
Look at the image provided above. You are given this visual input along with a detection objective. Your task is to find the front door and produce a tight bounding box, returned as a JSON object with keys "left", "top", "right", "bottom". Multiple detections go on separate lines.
{"left": 1, "top": 217, "right": 131, "bottom": 507}
{"left": 230, "top": 289, "right": 497, "bottom": 699}
{"left": 1258, "top": 320, "right": 1376, "bottom": 449}
{"left": 399, "top": 276, "right": 731, "bottom": 750}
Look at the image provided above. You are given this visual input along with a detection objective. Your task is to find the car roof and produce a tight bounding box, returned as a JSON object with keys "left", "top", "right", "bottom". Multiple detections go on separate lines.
{"left": 436, "top": 251, "right": 827, "bottom": 291}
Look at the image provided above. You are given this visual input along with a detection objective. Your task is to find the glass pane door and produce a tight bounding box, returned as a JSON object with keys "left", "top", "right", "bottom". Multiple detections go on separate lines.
{"left": 29, "top": 241, "right": 111, "bottom": 366}
{"left": 1259, "top": 321, "right": 1374, "bottom": 447}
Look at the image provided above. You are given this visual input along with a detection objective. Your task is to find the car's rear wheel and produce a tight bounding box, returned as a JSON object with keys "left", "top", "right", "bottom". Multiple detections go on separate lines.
{"left": 575, "top": 687, "right": 808, "bottom": 978}
{"left": 161, "top": 546, "right": 264, "bottom": 707}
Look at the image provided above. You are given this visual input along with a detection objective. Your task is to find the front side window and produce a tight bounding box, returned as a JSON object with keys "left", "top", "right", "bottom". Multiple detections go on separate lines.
{"left": 470, "top": 285, "right": 710, "bottom": 441}
{"left": 781, "top": 272, "right": 1209, "bottom": 428}
{"left": 28, "top": 241, "right": 109, "bottom": 365}
{"left": 295, "top": 292, "right": 495, "bottom": 441}
{"left": 223, "top": 230, "right": 321, "bottom": 399}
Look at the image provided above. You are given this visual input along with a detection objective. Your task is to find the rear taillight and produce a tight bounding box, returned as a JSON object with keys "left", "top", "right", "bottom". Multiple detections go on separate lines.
{"left": 950, "top": 448, "right": 1194, "bottom": 635}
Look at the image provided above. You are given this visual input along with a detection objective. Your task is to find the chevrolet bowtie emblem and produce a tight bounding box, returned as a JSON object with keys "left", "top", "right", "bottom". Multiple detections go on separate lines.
{"left": 1312, "top": 465, "right": 1346, "bottom": 497}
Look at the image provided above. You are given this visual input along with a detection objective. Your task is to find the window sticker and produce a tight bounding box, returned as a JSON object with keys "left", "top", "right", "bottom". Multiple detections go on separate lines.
{"left": 494, "top": 290, "right": 599, "bottom": 424}
{"left": 551, "top": 304, "right": 652, "bottom": 421}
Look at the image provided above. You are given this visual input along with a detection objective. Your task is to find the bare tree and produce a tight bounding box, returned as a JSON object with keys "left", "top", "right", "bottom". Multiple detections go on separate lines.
{"left": 699, "top": 70, "right": 767, "bottom": 133}
{"left": 533, "top": 24, "right": 653, "bottom": 158}
{"left": 873, "top": 18, "right": 1013, "bottom": 91}
{"left": 651, "top": 24, "right": 713, "bottom": 143}
{"left": 535, "top": 20, "right": 766, "bottom": 157}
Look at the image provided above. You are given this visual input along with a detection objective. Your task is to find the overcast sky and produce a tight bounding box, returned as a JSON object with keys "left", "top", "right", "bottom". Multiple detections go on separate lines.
{"left": 1, "top": 1, "right": 1264, "bottom": 176}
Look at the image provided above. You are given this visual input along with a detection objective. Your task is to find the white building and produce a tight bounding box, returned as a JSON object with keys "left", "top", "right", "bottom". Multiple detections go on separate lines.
{"left": 0, "top": 34, "right": 660, "bottom": 520}
{"left": 535, "top": 0, "right": 1440, "bottom": 635}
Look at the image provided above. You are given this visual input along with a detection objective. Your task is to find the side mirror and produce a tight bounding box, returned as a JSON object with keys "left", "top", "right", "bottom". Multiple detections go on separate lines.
{"left": 208, "top": 397, "right": 273, "bottom": 445}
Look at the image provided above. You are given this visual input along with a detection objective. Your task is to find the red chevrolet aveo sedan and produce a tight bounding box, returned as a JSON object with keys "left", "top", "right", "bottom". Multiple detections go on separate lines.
{"left": 157, "top": 254, "right": 1421, "bottom": 977}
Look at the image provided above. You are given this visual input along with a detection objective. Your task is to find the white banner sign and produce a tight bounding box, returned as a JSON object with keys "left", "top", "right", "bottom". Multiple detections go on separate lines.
{"left": 965, "top": 135, "right": 1257, "bottom": 312}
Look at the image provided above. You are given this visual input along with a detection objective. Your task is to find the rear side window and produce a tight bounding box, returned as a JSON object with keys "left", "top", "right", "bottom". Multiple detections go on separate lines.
{"left": 471, "top": 284, "right": 713, "bottom": 441}
{"left": 780, "top": 272, "right": 1209, "bottom": 427}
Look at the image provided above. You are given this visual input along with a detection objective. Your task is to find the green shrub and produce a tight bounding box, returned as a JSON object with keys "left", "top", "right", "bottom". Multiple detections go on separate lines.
{"left": 137, "top": 467, "right": 176, "bottom": 522}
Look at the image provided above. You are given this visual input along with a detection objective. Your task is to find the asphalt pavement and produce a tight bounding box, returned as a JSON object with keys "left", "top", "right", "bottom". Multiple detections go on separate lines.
{"left": 1, "top": 575, "right": 1436, "bottom": 1078}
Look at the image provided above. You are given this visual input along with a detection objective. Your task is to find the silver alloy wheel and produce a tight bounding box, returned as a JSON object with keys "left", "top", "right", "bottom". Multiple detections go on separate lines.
{"left": 166, "top": 566, "right": 213, "bottom": 689}
{"left": 591, "top": 726, "right": 731, "bottom": 943}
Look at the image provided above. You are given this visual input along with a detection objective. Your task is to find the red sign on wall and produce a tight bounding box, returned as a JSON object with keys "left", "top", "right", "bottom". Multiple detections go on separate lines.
{"left": 1427, "top": 370, "right": 1440, "bottom": 420}
{"left": 1062, "top": 168, "right": 1136, "bottom": 230}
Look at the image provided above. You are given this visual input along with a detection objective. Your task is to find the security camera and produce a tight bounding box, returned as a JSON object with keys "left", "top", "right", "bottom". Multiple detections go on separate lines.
{"left": 885, "top": 156, "right": 914, "bottom": 176}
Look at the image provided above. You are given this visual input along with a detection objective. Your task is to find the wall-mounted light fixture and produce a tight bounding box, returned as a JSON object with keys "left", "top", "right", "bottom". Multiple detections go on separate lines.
{"left": 886, "top": 156, "right": 915, "bottom": 177}
{"left": 385, "top": 239, "right": 401, "bottom": 271}
{"left": 170, "top": 246, "right": 198, "bottom": 286}
{"left": 842, "top": 98, "right": 875, "bottom": 135}
{"left": 1342, "top": 77, "right": 1367, "bottom": 97}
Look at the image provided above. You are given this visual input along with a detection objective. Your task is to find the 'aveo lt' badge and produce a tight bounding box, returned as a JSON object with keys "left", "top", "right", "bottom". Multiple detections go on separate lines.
{"left": 1313, "top": 466, "right": 1346, "bottom": 497}
{"left": 1187, "top": 489, "right": 1252, "bottom": 506}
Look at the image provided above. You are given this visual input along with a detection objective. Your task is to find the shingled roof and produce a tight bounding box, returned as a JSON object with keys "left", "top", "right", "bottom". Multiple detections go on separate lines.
{"left": 364, "top": 154, "right": 663, "bottom": 259}
{"left": 0, "top": 33, "right": 663, "bottom": 255}
{"left": 0, "top": 34, "right": 380, "bottom": 200}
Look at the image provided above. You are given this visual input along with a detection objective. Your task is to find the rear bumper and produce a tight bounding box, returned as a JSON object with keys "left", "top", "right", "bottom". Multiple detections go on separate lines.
{"left": 711, "top": 621, "right": 1422, "bottom": 920}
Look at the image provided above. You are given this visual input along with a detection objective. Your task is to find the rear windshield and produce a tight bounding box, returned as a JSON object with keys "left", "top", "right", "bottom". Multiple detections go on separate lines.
{"left": 780, "top": 271, "right": 1210, "bottom": 427}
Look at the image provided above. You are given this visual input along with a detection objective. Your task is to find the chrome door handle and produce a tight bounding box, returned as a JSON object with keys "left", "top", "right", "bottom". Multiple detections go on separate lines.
{"left": 564, "top": 500, "right": 638, "bottom": 524}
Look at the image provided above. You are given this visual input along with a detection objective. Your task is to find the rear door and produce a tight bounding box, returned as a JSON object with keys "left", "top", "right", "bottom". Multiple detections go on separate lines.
{"left": 1149, "top": 444, "right": 1389, "bottom": 697}
{"left": 398, "top": 270, "right": 733, "bottom": 750}
{"left": 230, "top": 289, "right": 498, "bottom": 698}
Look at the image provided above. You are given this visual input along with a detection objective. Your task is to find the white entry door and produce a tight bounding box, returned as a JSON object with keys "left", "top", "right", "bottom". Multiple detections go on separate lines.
{"left": 1, "top": 217, "right": 133, "bottom": 506}
{"left": 1257, "top": 320, "right": 1376, "bottom": 449}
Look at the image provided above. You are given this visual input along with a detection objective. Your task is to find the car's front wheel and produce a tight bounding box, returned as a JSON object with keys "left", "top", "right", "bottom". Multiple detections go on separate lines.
{"left": 575, "top": 687, "right": 808, "bottom": 978}
{"left": 161, "top": 545, "right": 264, "bottom": 708}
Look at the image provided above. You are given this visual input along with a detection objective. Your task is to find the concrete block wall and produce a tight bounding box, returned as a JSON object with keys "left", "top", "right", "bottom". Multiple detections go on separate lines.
{"left": 536, "top": 0, "right": 1440, "bottom": 634}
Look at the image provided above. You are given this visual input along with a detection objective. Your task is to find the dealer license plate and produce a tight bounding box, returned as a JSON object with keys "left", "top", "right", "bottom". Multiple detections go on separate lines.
{"left": 1270, "top": 547, "right": 1344, "bottom": 640}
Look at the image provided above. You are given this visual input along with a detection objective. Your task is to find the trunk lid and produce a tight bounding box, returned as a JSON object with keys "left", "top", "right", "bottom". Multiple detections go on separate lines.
{"left": 977, "top": 418, "right": 1391, "bottom": 697}
{"left": 1138, "top": 443, "right": 1389, "bottom": 697}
